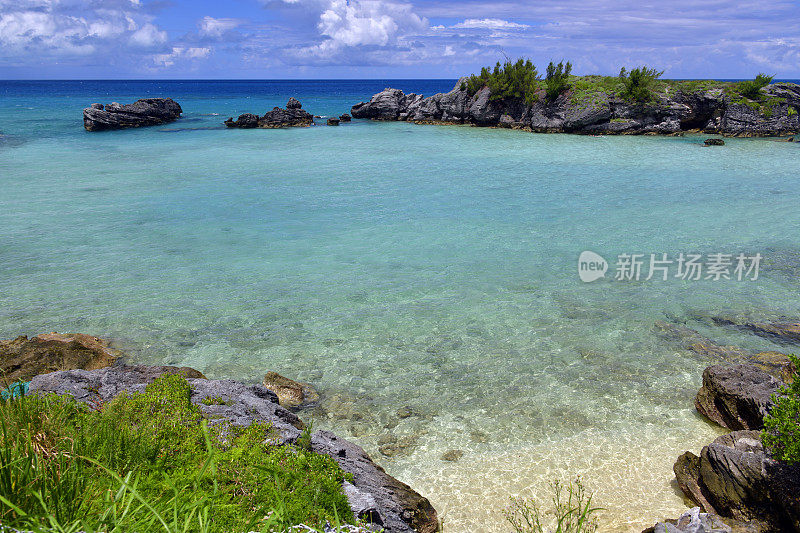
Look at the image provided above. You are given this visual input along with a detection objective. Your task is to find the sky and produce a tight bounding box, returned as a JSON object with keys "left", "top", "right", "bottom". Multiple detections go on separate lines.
{"left": 1, "top": 0, "right": 799, "bottom": 79}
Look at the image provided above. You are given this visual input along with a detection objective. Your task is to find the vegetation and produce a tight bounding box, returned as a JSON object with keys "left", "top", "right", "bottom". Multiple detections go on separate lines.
{"left": 618, "top": 66, "right": 664, "bottom": 102}
{"left": 0, "top": 374, "right": 354, "bottom": 532}
{"left": 762, "top": 355, "right": 800, "bottom": 464}
{"left": 504, "top": 478, "right": 601, "bottom": 533}
{"left": 737, "top": 73, "right": 774, "bottom": 100}
{"left": 466, "top": 58, "right": 540, "bottom": 104}
{"left": 545, "top": 61, "right": 573, "bottom": 101}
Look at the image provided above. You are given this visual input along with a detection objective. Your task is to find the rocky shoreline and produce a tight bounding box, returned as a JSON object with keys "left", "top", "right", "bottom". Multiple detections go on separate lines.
{"left": 351, "top": 79, "right": 800, "bottom": 137}
{"left": 0, "top": 333, "right": 438, "bottom": 533}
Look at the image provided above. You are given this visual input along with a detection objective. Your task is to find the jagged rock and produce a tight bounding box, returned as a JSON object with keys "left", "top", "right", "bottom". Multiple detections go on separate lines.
{"left": 262, "top": 371, "right": 319, "bottom": 410}
{"left": 83, "top": 98, "right": 182, "bottom": 131}
{"left": 673, "top": 431, "right": 800, "bottom": 532}
{"left": 351, "top": 80, "right": 800, "bottom": 136}
{"left": 225, "top": 100, "right": 314, "bottom": 129}
{"left": 29, "top": 366, "right": 438, "bottom": 533}
{"left": 312, "top": 430, "right": 439, "bottom": 533}
{"left": 339, "top": 114, "right": 352, "bottom": 122}
{"left": 705, "top": 138, "right": 725, "bottom": 146}
{"left": 695, "top": 365, "right": 783, "bottom": 430}
{"left": 224, "top": 113, "right": 259, "bottom": 128}
{"left": 0, "top": 333, "right": 120, "bottom": 382}
{"left": 327, "top": 118, "right": 340, "bottom": 126}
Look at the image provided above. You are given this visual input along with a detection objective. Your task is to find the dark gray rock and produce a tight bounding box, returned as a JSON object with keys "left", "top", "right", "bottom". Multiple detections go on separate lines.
{"left": 705, "top": 138, "right": 725, "bottom": 146}
{"left": 224, "top": 113, "right": 259, "bottom": 128}
{"left": 351, "top": 80, "right": 800, "bottom": 136}
{"left": 327, "top": 118, "right": 340, "bottom": 126}
{"left": 83, "top": 98, "right": 182, "bottom": 131}
{"left": 28, "top": 365, "right": 437, "bottom": 533}
{"left": 287, "top": 97, "right": 302, "bottom": 109}
{"left": 695, "top": 364, "right": 783, "bottom": 430}
{"left": 673, "top": 431, "right": 800, "bottom": 532}
{"left": 339, "top": 114, "right": 352, "bottom": 122}
{"left": 225, "top": 102, "right": 314, "bottom": 129}
{"left": 311, "top": 430, "right": 439, "bottom": 533}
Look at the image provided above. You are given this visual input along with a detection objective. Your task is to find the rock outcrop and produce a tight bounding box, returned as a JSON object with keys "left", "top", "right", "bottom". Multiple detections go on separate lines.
{"left": 83, "top": 98, "right": 182, "bottom": 131}
{"left": 0, "top": 333, "right": 120, "bottom": 382}
{"left": 673, "top": 431, "right": 800, "bottom": 532}
{"left": 695, "top": 365, "right": 783, "bottom": 430}
{"left": 711, "top": 315, "right": 800, "bottom": 345}
{"left": 351, "top": 80, "right": 800, "bottom": 136}
{"left": 642, "top": 507, "right": 735, "bottom": 533}
{"left": 262, "top": 371, "right": 319, "bottom": 410}
{"left": 29, "top": 366, "right": 437, "bottom": 533}
{"left": 225, "top": 99, "right": 314, "bottom": 128}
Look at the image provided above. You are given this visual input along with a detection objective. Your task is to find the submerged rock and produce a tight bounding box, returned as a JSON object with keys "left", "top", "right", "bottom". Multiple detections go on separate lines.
{"left": 695, "top": 364, "right": 783, "bottom": 430}
{"left": 0, "top": 332, "right": 120, "bottom": 382}
{"left": 262, "top": 371, "right": 319, "bottom": 410}
{"left": 29, "top": 365, "right": 438, "bottom": 533}
{"left": 705, "top": 138, "right": 725, "bottom": 146}
{"left": 225, "top": 98, "right": 314, "bottom": 129}
{"left": 327, "top": 117, "right": 340, "bottom": 126}
{"left": 83, "top": 98, "right": 182, "bottom": 131}
{"left": 673, "top": 431, "right": 800, "bottom": 532}
{"left": 711, "top": 315, "right": 800, "bottom": 345}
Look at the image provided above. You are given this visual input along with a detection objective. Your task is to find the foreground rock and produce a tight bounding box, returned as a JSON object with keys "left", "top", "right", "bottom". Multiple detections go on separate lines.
{"left": 225, "top": 98, "right": 314, "bottom": 128}
{"left": 351, "top": 80, "right": 800, "bottom": 136}
{"left": 642, "top": 507, "right": 734, "bottom": 533}
{"left": 262, "top": 371, "right": 319, "bottom": 410}
{"left": 83, "top": 98, "right": 182, "bottom": 131}
{"left": 673, "top": 431, "right": 800, "bottom": 532}
{"left": 29, "top": 366, "right": 437, "bottom": 533}
{"left": 0, "top": 333, "right": 120, "bottom": 382}
{"left": 695, "top": 364, "right": 783, "bottom": 430}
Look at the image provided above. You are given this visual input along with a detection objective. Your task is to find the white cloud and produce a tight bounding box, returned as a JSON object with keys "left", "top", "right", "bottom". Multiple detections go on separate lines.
{"left": 198, "top": 16, "right": 241, "bottom": 38}
{"left": 152, "top": 46, "right": 211, "bottom": 67}
{"left": 129, "top": 22, "right": 167, "bottom": 47}
{"left": 452, "top": 18, "right": 529, "bottom": 30}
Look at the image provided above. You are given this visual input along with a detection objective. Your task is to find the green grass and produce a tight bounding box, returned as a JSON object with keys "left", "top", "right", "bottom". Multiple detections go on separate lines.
{"left": 0, "top": 374, "right": 354, "bottom": 532}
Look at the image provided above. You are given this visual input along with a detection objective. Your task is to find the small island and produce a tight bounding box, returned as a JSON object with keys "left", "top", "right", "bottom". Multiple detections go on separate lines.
{"left": 351, "top": 61, "right": 800, "bottom": 137}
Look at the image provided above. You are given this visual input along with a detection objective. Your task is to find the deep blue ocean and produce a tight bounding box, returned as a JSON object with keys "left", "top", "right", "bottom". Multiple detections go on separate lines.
{"left": 2, "top": 79, "right": 800, "bottom": 531}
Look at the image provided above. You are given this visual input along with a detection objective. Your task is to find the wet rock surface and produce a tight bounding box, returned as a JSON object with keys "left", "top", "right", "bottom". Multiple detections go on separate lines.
{"left": 0, "top": 332, "right": 120, "bottom": 382}
{"left": 83, "top": 98, "right": 182, "bottom": 131}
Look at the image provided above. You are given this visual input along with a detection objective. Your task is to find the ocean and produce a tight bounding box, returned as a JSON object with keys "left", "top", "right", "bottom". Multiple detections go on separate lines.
{"left": 2, "top": 79, "right": 800, "bottom": 531}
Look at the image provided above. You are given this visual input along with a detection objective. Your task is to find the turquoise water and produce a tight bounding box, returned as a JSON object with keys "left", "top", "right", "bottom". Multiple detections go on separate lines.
{"left": 2, "top": 81, "right": 800, "bottom": 531}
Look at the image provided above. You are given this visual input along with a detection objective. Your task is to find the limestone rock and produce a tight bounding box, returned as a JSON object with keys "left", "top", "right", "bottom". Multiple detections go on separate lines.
{"left": 83, "top": 98, "right": 182, "bottom": 131}
{"left": 695, "top": 364, "right": 782, "bottom": 430}
{"left": 0, "top": 333, "right": 120, "bottom": 382}
{"left": 262, "top": 371, "right": 320, "bottom": 410}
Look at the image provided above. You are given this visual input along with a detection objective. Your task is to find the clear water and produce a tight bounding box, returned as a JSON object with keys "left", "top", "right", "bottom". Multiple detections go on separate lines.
{"left": 2, "top": 80, "right": 800, "bottom": 531}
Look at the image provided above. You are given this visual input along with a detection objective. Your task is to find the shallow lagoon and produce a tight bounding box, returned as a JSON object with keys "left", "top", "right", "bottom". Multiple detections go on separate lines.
{"left": 2, "top": 80, "right": 800, "bottom": 531}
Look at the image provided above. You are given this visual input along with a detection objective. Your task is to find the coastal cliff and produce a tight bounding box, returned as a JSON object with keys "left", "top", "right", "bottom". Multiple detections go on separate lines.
{"left": 351, "top": 77, "right": 800, "bottom": 136}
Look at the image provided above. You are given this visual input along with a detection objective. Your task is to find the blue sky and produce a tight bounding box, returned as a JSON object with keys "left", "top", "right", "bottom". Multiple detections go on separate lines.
{"left": 1, "top": 0, "right": 799, "bottom": 79}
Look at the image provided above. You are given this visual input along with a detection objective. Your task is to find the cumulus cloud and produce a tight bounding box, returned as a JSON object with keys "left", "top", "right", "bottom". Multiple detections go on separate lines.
{"left": 152, "top": 46, "right": 211, "bottom": 67}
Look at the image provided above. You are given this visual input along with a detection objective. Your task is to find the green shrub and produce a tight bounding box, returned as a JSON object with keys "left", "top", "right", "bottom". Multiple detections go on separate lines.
{"left": 467, "top": 58, "right": 540, "bottom": 105}
{"left": 0, "top": 374, "right": 354, "bottom": 532}
{"left": 788, "top": 106, "right": 797, "bottom": 116}
{"left": 762, "top": 354, "right": 800, "bottom": 464}
{"left": 545, "top": 61, "right": 573, "bottom": 101}
{"left": 619, "top": 66, "right": 664, "bottom": 102}
{"left": 737, "top": 73, "right": 774, "bottom": 100}
{"left": 504, "top": 477, "right": 601, "bottom": 533}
